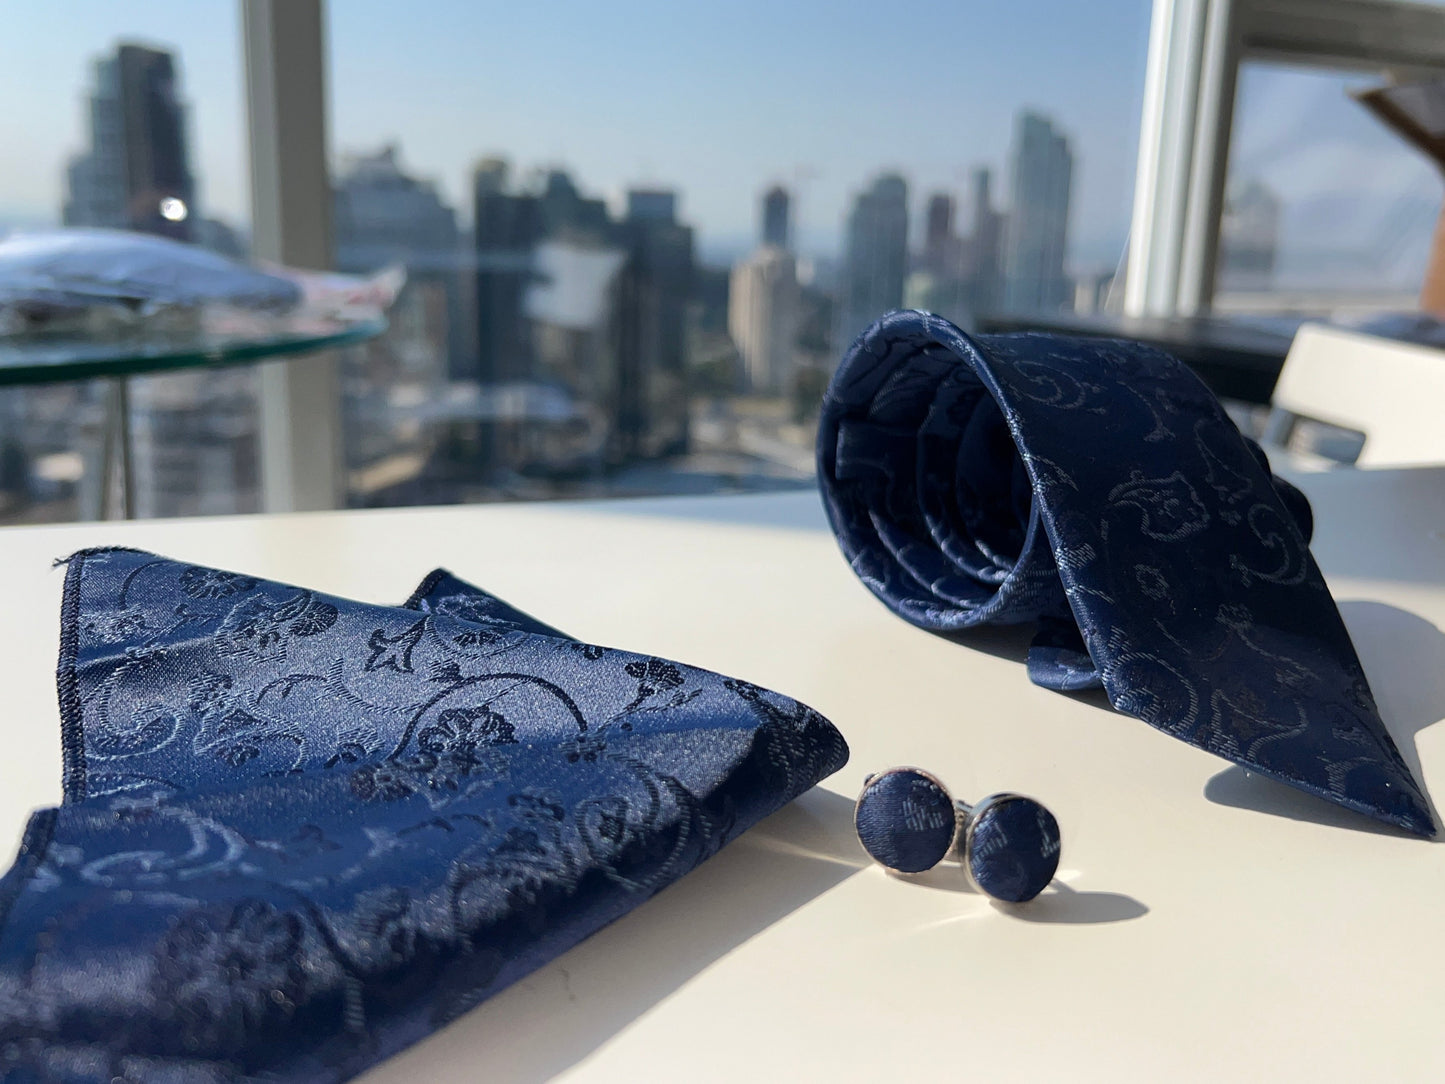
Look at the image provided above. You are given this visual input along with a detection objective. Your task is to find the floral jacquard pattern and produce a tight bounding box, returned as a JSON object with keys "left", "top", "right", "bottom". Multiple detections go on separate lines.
{"left": 817, "top": 310, "right": 1430, "bottom": 835}
{"left": 179, "top": 567, "right": 259, "bottom": 600}
{"left": 0, "top": 548, "right": 848, "bottom": 1082}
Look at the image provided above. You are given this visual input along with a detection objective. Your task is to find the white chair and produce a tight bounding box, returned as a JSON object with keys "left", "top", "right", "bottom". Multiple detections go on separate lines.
{"left": 1262, "top": 322, "right": 1445, "bottom": 468}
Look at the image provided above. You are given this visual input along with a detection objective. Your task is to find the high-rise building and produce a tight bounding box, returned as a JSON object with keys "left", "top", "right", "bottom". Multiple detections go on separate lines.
{"left": 908, "top": 190, "right": 969, "bottom": 325}
{"left": 473, "top": 157, "right": 542, "bottom": 385}
{"left": 538, "top": 169, "right": 611, "bottom": 241}
{"left": 1002, "top": 111, "right": 1074, "bottom": 314}
{"left": 334, "top": 145, "right": 458, "bottom": 260}
{"left": 467, "top": 169, "right": 693, "bottom": 471}
{"left": 762, "top": 185, "right": 790, "bottom": 249}
{"left": 729, "top": 245, "right": 800, "bottom": 393}
{"left": 625, "top": 189, "right": 677, "bottom": 224}
{"left": 836, "top": 172, "right": 909, "bottom": 348}
{"left": 902, "top": 171, "right": 1007, "bottom": 331}
{"left": 963, "top": 167, "right": 1005, "bottom": 316}
{"left": 64, "top": 43, "right": 196, "bottom": 241}
{"left": 614, "top": 189, "right": 694, "bottom": 458}
{"left": 334, "top": 144, "right": 465, "bottom": 385}
{"left": 60, "top": 43, "right": 263, "bottom": 520}
{"left": 524, "top": 239, "right": 629, "bottom": 470}
{"left": 923, "top": 193, "right": 956, "bottom": 274}
{"left": 473, "top": 157, "right": 508, "bottom": 197}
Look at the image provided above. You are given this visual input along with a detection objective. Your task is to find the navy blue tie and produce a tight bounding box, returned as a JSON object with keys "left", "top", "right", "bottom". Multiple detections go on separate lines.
{"left": 817, "top": 310, "right": 1432, "bottom": 837}
{"left": 0, "top": 548, "right": 847, "bottom": 1080}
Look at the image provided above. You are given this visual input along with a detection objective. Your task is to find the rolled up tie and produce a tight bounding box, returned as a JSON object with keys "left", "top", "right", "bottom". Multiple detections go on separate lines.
{"left": 817, "top": 310, "right": 1432, "bottom": 836}
{"left": 0, "top": 548, "right": 848, "bottom": 1080}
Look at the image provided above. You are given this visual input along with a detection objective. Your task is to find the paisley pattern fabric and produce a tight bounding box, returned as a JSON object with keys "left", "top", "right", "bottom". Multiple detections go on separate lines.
{"left": 0, "top": 548, "right": 848, "bottom": 1081}
{"left": 817, "top": 310, "right": 1432, "bottom": 836}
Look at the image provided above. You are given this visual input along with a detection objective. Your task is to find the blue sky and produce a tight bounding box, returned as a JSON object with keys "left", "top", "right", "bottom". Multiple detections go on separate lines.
{"left": 0, "top": 0, "right": 1153, "bottom": 270}
{"left": 3, "top": 1, "right": 1437, "bottom": 286}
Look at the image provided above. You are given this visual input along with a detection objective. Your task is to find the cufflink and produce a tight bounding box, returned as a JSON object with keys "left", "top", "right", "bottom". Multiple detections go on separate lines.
{"left": 854, "top": 767, "right": 1061, "bottom": 903}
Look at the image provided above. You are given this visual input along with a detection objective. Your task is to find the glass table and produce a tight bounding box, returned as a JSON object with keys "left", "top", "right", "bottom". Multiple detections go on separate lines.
{"left": 0, "top": 310, "right": 386, "bottom": 519}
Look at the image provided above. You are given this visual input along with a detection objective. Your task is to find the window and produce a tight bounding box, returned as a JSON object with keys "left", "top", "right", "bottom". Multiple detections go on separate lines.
{"left": 1214, "top": 61, "right": 1442, "bottom": 317}
{"left": 1126, "top": 0, "right": 1445, "bottom": 320}
{"left": 1, "top": 1, "right": 1153, "bottom": 523}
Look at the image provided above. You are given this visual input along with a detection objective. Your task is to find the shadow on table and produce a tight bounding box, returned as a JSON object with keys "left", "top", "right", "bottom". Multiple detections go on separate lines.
{"left": 941, "top": 621, "right": 1035, "bottom": 665}
{"left": 360, "top": 786, "right": 866, "bottom": 1084}
{"left": 944, "top": 625, "right": 1121, "bottom": 718}
{"left": 995, "top": 882, "right": 1150, "bottom": 924}
{"left": 897, "top": 866, "right": 1148, "bottom": 924}
{"left": 1204, "top": 599, "right": 1445, "bottom": 840}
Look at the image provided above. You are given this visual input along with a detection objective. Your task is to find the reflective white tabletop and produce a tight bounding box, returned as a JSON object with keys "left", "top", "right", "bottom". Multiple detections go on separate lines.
{"left": 0, "top": 466, "right": 1441, "bottom": 1082}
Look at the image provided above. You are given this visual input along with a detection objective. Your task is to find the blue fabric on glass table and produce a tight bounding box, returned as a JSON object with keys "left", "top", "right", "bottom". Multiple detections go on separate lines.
{"left": 817, "top": 310, "right": 1432, "bottom": 837}
{"left": 0, "top": 548, "right": 848, "bottom": 1082}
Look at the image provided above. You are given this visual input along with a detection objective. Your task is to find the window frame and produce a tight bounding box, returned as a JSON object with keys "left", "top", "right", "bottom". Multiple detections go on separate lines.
{"left": 241, "top": 0, "right": 341, "bottom": 512}
{"left": 1125, "top": 0, "right": 1445, "bottom": 318}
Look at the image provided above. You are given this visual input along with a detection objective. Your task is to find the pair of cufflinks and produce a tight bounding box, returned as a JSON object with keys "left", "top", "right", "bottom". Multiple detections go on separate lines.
{"left": 854, "top": 768, "right": 1060, "bottom": 903}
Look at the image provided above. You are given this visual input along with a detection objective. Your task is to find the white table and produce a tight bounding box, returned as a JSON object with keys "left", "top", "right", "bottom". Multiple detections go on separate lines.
{"left": 1, "top": 467, "right": 1443, "bottom": 1083}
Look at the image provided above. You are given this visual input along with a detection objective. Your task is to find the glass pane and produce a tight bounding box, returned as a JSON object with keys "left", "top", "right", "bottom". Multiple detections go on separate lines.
{"left": 0, "top": 1, "right": 253, "bottom": 524}
{"left": 1216, "top": 61, "right": 1444, "bottom": 314}
{"left": 327, "top": 0, "right": 1152, "bottom": 505}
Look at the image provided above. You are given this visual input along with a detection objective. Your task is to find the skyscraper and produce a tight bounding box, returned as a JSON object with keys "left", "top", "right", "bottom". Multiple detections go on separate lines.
{"left": 524, "top": 239, "right": 629, "bottom": 470}
{"left": 614, "top": 189, "right": 694, "bottom": 458}
{"left": 334, "top": 145, "right": 458, "bottom": 260}
{"left": 473, "top": 157, "right": 542, "bottom": 385}
{"left": 61, "top": 43, "right": 259, "bottom": 520}
{"left": 333, "top": 144, "right": 464, "bottom": 382}
{"left": 762, "top": 185, "right": 791, "bottom": 249}
{"left": 1002, "top": 111, "right": 1074, "bottom": 314}
{"left": 63, "top": 43, "right": 196, "bottom": 241}
{"left": 537, "top": 169, "right": 610, "bottom": 241}
{"left": 837, "top": 173, "right": 909, "bottom": 348}
{"left": 729, "top": 246, "right": 800, "bottom": 393}
{"left": 468, "top": 167, "right": 694, "bottom": 472}
{"left": 905, "top": 191, "right": 971, "bottom": 328}
{"left": 473, "top": 157, "right": 508, "bottom": 197}
{"left": 923, "top": 193, "right": 956, "bottom": 274}
{"left": 964, "top": 167, "right": 1005, "bottom": 316}
{"left": 625, "top": 189, "right": 677, "bottom": 224}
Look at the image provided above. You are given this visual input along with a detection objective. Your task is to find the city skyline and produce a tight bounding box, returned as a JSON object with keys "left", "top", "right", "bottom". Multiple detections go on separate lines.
{"left": 14, "top": 29, "right": 1088, "bottom": 528}
{"left": 6, "top": 4, "right": 1439, "bottom": 292}
{"left": 53, "top": 37, "right": 1096, "bottom": 291}
{"left": 1, "top": 0, "right": 1154, "bottom": 272}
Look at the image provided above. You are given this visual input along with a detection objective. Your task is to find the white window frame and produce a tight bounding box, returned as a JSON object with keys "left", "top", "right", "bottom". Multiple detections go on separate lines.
{"left": 1125, "top": 0, "right": 1445, "bottom": 318}
{"left": 241, "top": 0, "right": 342, "bottom": 512}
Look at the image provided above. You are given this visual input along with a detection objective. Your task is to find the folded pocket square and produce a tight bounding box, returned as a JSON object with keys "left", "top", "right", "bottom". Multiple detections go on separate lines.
{"left": 817, "top": 310, "right": 1431, "bottom": 836}
{"left": 0, "top": 548, "right": 848, "bottom": 1080}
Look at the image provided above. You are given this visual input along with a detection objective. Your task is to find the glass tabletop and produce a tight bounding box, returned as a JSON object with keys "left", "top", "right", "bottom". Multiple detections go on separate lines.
{"left": 0, "top": 309, "right": 387, "bottom": 386}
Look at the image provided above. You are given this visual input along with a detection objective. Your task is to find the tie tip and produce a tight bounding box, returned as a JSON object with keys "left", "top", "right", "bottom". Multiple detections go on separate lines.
{"left": 1385, "top": 801, "right": 1437, "bottom": 839}
{"left": 1353, "top": 781, "right": 1437, "bottom": 838}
